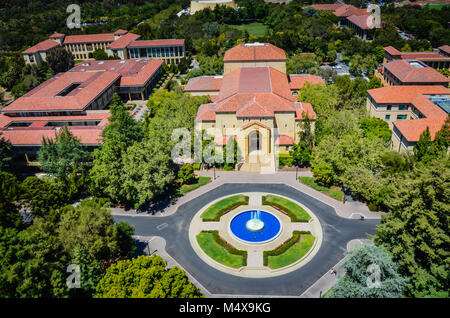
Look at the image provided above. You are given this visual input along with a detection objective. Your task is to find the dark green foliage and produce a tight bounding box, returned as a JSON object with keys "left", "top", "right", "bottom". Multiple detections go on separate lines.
{"left": 312, "top": 162, "right": 335, "bottom": 186}
{"left": 177, "top": 164, "right": 196, "bottom": 185}
{"left": 0, "top": 133, "right": 13, "bottom": 172}
{"left": 381, "top": 151, "right": 410, "bottom": 175}
{"left": 95, "top": 255, "right": 203, "bottom": 298}
{"left": 92, "top": 49, "right": 109, "bottom": 60}
{"left": 0, "top": 172, "right": 22, "bottom": 229}
{"left": 359, "top": 117, "right": 392, "bottom": 144}
{"left": 326, "top": 245, "right": 408, "bottom": 298}
{"left": 46, "top": 47, "right": 75, "bottom": 74}
{"left": 20, "top": 176, "right": 63, "bottom": 219}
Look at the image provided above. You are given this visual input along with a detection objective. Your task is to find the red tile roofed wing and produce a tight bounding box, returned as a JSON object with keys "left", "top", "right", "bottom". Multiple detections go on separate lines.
{"left": 333, "top": 5, "right": 367, "bottom": 17}
{"left": 384, "top": 46, "right": 402, "bottom": 56}
{"left": 295, "top": 102, "right": 316, "bottom": 120}
{"left": 275, "top": 135, "right": 294, "bottom": 145}
{"left": 394, "top": 118, "right": 446, "bottom": 142}
{"left": 311, "top": 4, "right": 346, "bottom": 11}
{"left": 50, "top": 32, "right": 65, "bottom": 38}
{"left": 107, "top": 33, "right": 141, "bottom": 49}
{"left": 223, "top": 43, "right": 286, "bottom": 62}
{"left": 346, "top": 14, "right": 372, "bottom": 30}
{"left": 63, "top": 33, "right": 115, "bottom": 44}
{"left": 1, "top": 128, "right": 104, "bottom": 146}
{"left": 439, "top": 45, "right": 450, "bottom": 55}
{"left": 120, "top": 59, "right": 163, "bottom": 86}
{"left": 195, "top": 103, "right": 216, "bottom": 121}
{"left": 384, "top": 60, "right": 450, "bottom": 83}
{"left": 236, "top": 97, "right": 273, "bottom": 118}
{"left": 128, "top": 39, "right": 185, "bottom": 47}
{"left": 367, "top": 86, "right": 450, "bottom": 104}
{"left": 184, "top": 76, "right": 223, "bottom": 92}
{"left": 23, "top": 39, "right": 59, "bottom": 54}
{"left": 400, "top": 52, "right": 446, "bottom": 60}
{"left": 114, "top": 29, "right": 128, "bottom": 35}
{"left": 288, "top": 74, "right": 325, "bottom": 90}
{"left": 2, "top": 71, "right": 120, "bottom": 112}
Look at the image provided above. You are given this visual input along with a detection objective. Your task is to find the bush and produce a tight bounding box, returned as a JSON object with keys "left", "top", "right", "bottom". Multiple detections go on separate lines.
{"left": 262, "top": 195, "right": 310, "bottom": 222}
{"left": 368, "top": 202, "right": 378, "bottom": 211}
{"left": 278, "top": 154, "right": 294, "bottom": 168}
{"left": 201, "top": 195, "right": 249, "bottom": 221}
{"left": 177, "top": 164, "right": 196, "bottom": 185}
{"left": 263, "top": 231, "right": 310, "bottom": 266}
{"left": 192, "top": 163, "right": 201, "bottom": 170}
{"left": 312, "top": 162, "right": 335, "bottom": 186}
{"left": 205, "top": 230, "right": 247, "bottom": 266}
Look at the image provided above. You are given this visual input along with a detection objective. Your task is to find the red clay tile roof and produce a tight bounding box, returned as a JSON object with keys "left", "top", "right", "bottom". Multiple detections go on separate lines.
{"left": 63, "top": 33, "right": 115, "bottom": 44}
{"left": 241, "top": 121, "right": 271, "bottom": 131}
{"left": 50, "top": 32, "right": 65, "bottom": 38}
{"left": 275, "top": 135, "right": 294, "bottom": 145}
{"left": 69, "top": 59, "right": 163, "bottom": 87}
{"left": 368, "top": 85, "right": 450, "bottom": 142}
{"left": 107, "top": 33, "right": 141, "bottom": 49}
{"left": 346, "top": 14, "right": 372, "bottom": 30}
{"left": 23, "top": 39, "right": 59, "bottom": 54}
{"left": 394, "top": 117, "right": 446, "bottom": 142}
{"left": 384, "top": 46, "right": 402, "bottom": 56}
{"left": 128, "top": 39, "right": 185, "bottom": 47}
{"left": 333, "top": 5, "right": 367, "bottom": 17}
{"left": 114, "top": 29, "right": 128, "bottom": 35}
{"left": 311, "top": 4, "right": 345, "bottom": 11}
{"left": 295, "top": 102, "right": 316, "bottom": 120}
{"left": 0, "top": 127, "right": 104, "bottom": 146}
{"left": 2, "top": 71, "right": 120, "bottom": 113}
{"left": 384, "top": 60, "right": 450, "bottom": 84}
{"left": 195, "top": 103, "right": 216, "bottom": 121}
{"left": 223, "top": 43, "right": 286, "bottom": 62}
{"left": 438, "top": 45, "right": 450, "bottom": 55}
{"left": 184, "top": 76, "right": 223, "bottom": 92}
{"left": 288, "top": 74, "right": 325, "bottom": 90}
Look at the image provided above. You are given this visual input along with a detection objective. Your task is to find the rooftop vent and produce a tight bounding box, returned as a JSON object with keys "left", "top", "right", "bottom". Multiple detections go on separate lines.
{"left": 244, "top": 42, "right": 266, "bottom": 47}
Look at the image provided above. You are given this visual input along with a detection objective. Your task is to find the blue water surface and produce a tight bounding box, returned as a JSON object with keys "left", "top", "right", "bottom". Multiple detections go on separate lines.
{"left": 230, "top": 210, "right": 281, "bottom": 243}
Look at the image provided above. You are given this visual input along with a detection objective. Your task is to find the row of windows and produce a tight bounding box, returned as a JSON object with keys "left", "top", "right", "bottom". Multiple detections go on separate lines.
{"left": 128, "top": 46, "right": 184, "bottom": 58}
{"left": 385, "top": 114, "right": 408, "bottom": 120}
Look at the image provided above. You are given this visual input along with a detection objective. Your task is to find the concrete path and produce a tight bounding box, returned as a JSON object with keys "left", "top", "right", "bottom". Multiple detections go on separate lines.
{"left": 111, "top": 170, "right": 385, "bottom": 220}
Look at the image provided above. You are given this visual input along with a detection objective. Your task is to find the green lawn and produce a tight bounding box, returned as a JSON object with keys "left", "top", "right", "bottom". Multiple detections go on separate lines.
{"left": 201, "top": 194, "right": 249, "bottom": 221}
{"left": 227, "top": 22, "right": 268, "bottom": 37}
{"left": 196, "top": 232, "right": 245, "bottom": 268}
{"left": 262, "top": 195, "right": 311, "bottom": 222}
{"left": 176, "top": 176, "right": 211, "bottom": 196}
{"left": 299, "top": 176, "right": 344, "bottom": 201}
{"left": 267, "top": 234, "right": 315, "bottom": 269}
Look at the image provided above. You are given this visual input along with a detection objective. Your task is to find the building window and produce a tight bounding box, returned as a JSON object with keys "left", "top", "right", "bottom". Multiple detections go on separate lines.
{"left": 386, "top": 105, "right": 391, "bottom": 111}
{"left": 385, "top": 115, "right": 390, "bottom": 120}
{"left": 397, "top": 114, "right": 407, "bottom": 120}
{"left": 398, "top": 105, "right": 407, "bottom": 110}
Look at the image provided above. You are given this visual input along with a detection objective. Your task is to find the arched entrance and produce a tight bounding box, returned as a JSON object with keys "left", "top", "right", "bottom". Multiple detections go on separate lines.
{"left": 248, "top": 130, "right": 261, "bottom": 155}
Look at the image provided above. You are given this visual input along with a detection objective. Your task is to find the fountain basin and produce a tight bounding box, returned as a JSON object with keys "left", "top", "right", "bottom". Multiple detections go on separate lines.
{"left": 229, "top": 210, "right": 282, "bottom": 245}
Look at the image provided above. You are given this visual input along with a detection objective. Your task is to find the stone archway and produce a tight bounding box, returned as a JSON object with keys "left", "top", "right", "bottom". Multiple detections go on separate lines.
{"left": 248, "top": 130, "right": 262, "bottom": 155}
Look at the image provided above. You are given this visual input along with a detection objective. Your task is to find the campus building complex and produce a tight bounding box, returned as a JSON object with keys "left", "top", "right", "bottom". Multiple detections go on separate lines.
{"left": 0, "top": 58, "right": 164, "bottom": 161}
{"left": 383, "top": 45, "right": 450, "bottom": 69}
{"left": 311, "top": 4, "right": 373, "bottom": 40}
{"left": 185, "top": 43, "right": 320, "bottom": 172}
{"left": 23, "top": 29, "right": 185, "bottom": 66}
{"left": 367, "top": 85, "right": 450, "bottom": 152}
{"left": 189, "top": 0, "right": 237, "bottom": 14}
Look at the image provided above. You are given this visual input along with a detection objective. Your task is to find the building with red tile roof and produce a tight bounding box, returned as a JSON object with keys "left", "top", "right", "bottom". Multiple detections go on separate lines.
{"left": 382, "top": 59, "right": 450, "bottom": 86}
{"left": 311, "top": 3, "right": 373, "bottom": 39}
{"left": 367, "top": 85, "right": 450, "bottom": 152}
{"left": 223, "top": 42, "right": 287, "bottom": 74}
{"left": 190, "top": 44, "right": 317, "bottom": 170}
{"left": 1, "top": 58, "right": 164, "bottom": 158}
{"left": 22, "top": 30, "right": 185, "bottom": 66}
{"left": 383, "top": 46, "right": 450, "bottom": 69}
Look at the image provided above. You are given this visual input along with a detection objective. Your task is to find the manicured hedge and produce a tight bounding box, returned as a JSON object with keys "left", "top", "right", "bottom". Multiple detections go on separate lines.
{"left": 262, "top": 195, "right": 311, "bottom": 222}
{"left": 201, "top": 195, "right": 249, "bottom": 221}
{"left": 263, "top": 231, "right": 312, "bottom": 267}
{"left": 202, "top": 230, "right": 247, "bottom": 266}
{"left": 278, "top": 153, "right": 294, "bottom": 168}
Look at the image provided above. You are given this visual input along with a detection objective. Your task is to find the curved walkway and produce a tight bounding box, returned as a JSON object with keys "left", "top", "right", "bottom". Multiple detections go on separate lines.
{"left": 111, "top": 171, "right": 385, "bottom": 219}
{"left": 113, "top": 183, "right": 379, "bottom": 296}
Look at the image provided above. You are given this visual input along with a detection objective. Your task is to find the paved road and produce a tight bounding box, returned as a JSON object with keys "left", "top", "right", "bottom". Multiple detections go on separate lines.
{"left": 113, "top": 183, "right": 378, "bottom": 296}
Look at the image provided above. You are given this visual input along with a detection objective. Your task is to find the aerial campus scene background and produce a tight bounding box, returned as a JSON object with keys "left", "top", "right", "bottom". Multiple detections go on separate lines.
{"left": 0, "top": 0, "right": 448, "bottom": 307}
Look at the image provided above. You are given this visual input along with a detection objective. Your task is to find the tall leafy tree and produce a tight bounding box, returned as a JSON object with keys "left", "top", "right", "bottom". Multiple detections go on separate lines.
{"left": 0, "top": 132, "right": 13, "bottom": 172}
{"left": 46, "top": 47, "right": 75, "bottom": 74}
{"left": 95, "top": 255, "right": 203, "bottom": 298}
{"left": 0, "top": 171, "right": 22, "bottom": 229}
{"left": 38, "top": 125, "right": 91, "bottom": 177}
{"left": 20, "top": 176, "right": 63, "bottom": 219}
{"left": 326, "top": 245, "right": 408, "bottom": 298}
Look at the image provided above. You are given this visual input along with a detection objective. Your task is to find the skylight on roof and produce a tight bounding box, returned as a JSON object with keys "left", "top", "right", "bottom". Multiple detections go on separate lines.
{"left": 98, "top": 61, "right": 104, "bottom": 64}
{"left": 406, "top": 60, "right": 425, "bottom": 68}
{"left": 427, "top": 95, "right": 450, "bottom": 114}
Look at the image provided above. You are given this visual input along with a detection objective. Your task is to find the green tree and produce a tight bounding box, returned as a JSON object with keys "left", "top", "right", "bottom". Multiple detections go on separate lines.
{"left": 177, "top": 164, "right": 196, "bottom": 185}
{"left": 326, "top": 245, "right": 408, "bottom": 298}
{"left": 375, "top": 157, "right": 450, "bottom": 297}
{"left": 290, "top": 114, "right": 314, "bottom": 168}
{"left": 46, "top": 47, "right": 75, "bottom": 74}
{"left": 359, "top": 117, "right": 392, "bottom": 144}
{"left": 413, "top": 127, "right": 433, "bottom": 163}
{"left": 58, "top": 198, "right": 135, "bottom": 262}
{"left": 92, "top": 49, "right": 109, "bottom": 60}
{"left": 38, "top": 125, "right": 91, "bottom": 177}
{"left": 20, "top": 176, "right": 63, "bottom": 219}
{"left": 0, "top": 133, "right": 13, "bottom": 172}
{"left": 287, "top": 53, "right": 322, "bottom": 75}
{"left": 95, "top": 255, "right": 203, "bottom": 298}
{"left": 312, "top": 162, "right": 335, "bottom": 186}
{"left": 0, "top": 172, "right": 22, "bottom": 229}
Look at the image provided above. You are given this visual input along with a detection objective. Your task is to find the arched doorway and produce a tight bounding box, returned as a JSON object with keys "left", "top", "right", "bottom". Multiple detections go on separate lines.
{"left": 248, "top": 130, "right": 261, "bottom": 155}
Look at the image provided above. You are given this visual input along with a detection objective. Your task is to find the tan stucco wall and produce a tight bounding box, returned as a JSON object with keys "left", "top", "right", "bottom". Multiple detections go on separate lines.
{"left": 190, "top": 0, "right": 237, "bottom": 14}
{"left": 224, "top": 61, "right": 286, "bottom": 74}
{"left": 366, "top": 98, "right": 416, "bottom": 129}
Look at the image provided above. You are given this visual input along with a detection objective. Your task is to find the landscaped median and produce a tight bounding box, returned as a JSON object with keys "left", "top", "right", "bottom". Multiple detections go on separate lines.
{"left": 201, "top": 195, "right": 249, "bottom": 222}
{"left": 299, "top": 176, "right": 344, "bottom": 201}
{"left": 263, "top": 231, "right": 315, "bottom": 269}
{"left": 262, "top": 195, "right": 311, "bottom": 222}
{"left": 176, "top": 176, "right": 211, "bottom": 196}
{"left": 196, "top": 231, "right": 247, "bottom": 268}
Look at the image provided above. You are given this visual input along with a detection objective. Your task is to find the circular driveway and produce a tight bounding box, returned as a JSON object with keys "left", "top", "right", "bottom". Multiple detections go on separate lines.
{"left": 113, "top": 183, "right": 379, "bottom": 296}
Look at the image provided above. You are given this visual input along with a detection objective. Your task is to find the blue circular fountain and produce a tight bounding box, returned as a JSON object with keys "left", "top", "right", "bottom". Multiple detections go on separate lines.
{"left": 229, "top": 210, "right": 282, "bottom": 244}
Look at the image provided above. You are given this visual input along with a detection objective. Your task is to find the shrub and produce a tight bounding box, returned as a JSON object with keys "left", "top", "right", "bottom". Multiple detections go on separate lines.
{"left": 263, "top": 231, "right": 310, "bottom": 266}
{"left": 278, "top": 154, "right": 294, "bottom": 168}
{"left": 192, "top": 163, "right": 201, "bottom": 170}
{"left": 177, "top": 164, "right": 196, "bottom": 185}
{"left": 262, "top": 195, "right": 310, "bottom": 222}
{"left": 312, "top": 162, "right": 335, "bottom": 186}
{"left": 201, "top": 195, "right": 249, "bottom": 221}
{"left": 368, "top": 202, "right": 378, "bottom": 211}
{"left": 204, "top": 230, "right": 247, "bottom": 266}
